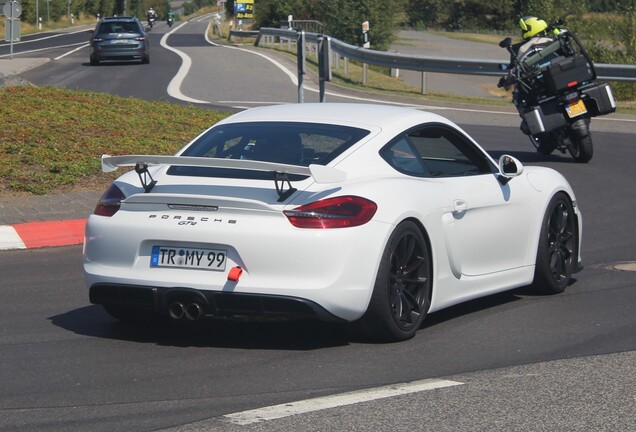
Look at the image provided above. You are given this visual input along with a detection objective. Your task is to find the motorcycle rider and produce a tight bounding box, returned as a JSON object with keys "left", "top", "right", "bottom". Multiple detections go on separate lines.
{"left": 516, "top": 16, "right": 555, "bottom": 60}
{"left": 501, "top": 16, "right": 560, "bottom": 136}
{"left": 147, "top": 7, "right": 157, "bottom": 26}
{"left": 167, "top": 9, "right": 174, "bottom": 26}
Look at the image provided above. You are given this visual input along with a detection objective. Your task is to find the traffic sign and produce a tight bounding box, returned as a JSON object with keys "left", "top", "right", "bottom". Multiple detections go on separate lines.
{"left": 5, "top": 18, "right": 21, "bottom": 42}
{"left": 3, "top": 1, "right": 22, "bottom": 18}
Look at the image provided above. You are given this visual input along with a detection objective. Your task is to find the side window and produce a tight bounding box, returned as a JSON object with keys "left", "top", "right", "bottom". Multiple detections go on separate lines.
{"left": 381, "top": 124, "right": 494, "bottom": 178}
{"left": 380, "top": 137, "right": 429, "bottom": 176}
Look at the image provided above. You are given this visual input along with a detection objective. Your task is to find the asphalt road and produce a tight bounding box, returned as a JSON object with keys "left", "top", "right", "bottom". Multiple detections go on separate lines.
{"left": 0, "top": 19, "right": 635, "bottom": 432}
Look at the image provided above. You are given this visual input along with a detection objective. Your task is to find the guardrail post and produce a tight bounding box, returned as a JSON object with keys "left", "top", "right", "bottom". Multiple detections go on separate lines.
{"left": 318, "top": 36, "right": 332, "bottom": 103}
{"left": 363, "top": 63, "right": 368, "bottom": 85}
{"left": 421, "top": 72, "right": 427, "bottom": 95}
{"left": 297, "top": 30, "right": 306, "bottom": 103}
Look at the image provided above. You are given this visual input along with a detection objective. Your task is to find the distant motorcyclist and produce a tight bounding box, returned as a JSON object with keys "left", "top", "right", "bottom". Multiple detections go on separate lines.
{"left": 167, "top": 9, "right": 174, "bottom": 27}
{"left": 147, "top": 7, "right": 157, "bottom": 27}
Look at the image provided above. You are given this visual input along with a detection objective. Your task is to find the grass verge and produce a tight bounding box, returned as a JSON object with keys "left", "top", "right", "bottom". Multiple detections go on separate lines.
{"left": 0, "top": 86, "right": 229, "bottom": 196}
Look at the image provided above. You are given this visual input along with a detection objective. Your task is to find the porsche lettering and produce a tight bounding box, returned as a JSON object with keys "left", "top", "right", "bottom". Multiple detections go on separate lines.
{"left": 148, "top": 214, "right": 237, "bottom": 224}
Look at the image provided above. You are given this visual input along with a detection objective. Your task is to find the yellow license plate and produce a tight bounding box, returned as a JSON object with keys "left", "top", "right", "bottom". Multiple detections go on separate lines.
{"left": 565, "top": 99, "right": 587, "bottom": 118}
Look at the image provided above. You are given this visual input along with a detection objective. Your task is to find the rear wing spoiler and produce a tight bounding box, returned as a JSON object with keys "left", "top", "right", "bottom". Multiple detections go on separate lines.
{"left": 101, "top": 154, "right": 347, "bottom": 201}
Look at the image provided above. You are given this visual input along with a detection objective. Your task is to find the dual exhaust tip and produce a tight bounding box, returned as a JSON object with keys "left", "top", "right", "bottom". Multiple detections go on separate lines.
{"left": 168, "top": 301, "right": 204, "bottom": 321}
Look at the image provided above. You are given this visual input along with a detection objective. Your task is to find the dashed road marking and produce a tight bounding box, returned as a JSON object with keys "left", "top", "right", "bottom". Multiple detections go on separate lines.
{"left": 221, "top": 378, "right": 463, "bottom": 426}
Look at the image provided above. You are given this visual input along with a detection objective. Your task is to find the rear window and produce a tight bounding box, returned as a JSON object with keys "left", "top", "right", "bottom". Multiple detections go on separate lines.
{"left": 97, "top": 20, "right": 141, "bottom": 34}
{"left": 168, "top": 121, "right": 370, "bottom": 180}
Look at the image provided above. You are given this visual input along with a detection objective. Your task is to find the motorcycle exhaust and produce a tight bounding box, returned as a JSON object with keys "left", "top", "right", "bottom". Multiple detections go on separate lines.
{"left": 185, "top": 303, "right": 204, "bottom": 321}
{"left": 168, "top": 302, "right": 185, "bottom": 320}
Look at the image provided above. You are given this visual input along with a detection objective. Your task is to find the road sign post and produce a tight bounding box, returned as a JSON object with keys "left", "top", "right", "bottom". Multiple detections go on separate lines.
{"left": 3, "top": 1, "right": 22, "bottom": 59}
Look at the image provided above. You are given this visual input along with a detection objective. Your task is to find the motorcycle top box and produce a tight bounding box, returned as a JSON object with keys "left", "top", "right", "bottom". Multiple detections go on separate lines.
{"left": 543, "top": 54, "right": 595, "bottom": 94}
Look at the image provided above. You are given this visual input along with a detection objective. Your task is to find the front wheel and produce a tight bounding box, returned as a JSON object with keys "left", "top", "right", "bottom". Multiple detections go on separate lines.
{"left": 568, "top": 118, "right": 593, "bottom": 163}
{"left": 532, "top": 193, "right": 578, "bottom": 294}
{"left": 351, "top": 221, "right": 431, "bottom": 342}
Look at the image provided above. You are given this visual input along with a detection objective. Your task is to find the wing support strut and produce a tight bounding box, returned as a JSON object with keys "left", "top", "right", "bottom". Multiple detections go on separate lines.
{"left": 135, "top": 164, "right": 157, "bottom": 193}
{"left": 274, "top": 172, "right": 296, "bottom": 202}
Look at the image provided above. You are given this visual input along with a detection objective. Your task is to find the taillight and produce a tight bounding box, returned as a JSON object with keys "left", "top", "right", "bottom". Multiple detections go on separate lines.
{"left": 94, "top": 184, "right": 125, "bottom": 217}
{"left": 284, "top": 196, "right": 377, "bottom": 229}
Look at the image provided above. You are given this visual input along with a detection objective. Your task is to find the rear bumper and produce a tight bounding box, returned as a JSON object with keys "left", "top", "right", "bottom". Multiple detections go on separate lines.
{"left": 91, "top": 47, "right": 148, "bottom": 61}
{"left": 89, "top": 283, "right": 345, "bottom": 322}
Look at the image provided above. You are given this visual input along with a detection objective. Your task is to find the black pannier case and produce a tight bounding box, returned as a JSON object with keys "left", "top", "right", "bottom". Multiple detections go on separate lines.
{"left": 522, "top": 98, "right": 567, "bottom": 135}
{"left": 583, "top": 83, "right": 616, "bottom": 116}
{"left": 544, "top": 55, "right": 594, "bottom": 94}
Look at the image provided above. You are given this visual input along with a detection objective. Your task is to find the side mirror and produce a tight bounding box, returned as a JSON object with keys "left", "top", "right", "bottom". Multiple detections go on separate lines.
{"left": 499, "top": 37, "right": 512, "bottom": 48}
{"left": 498, "top": 63, "right": 509, "bottom": 71}
{"left": 498, "top": 155, "right": 523, "bottom": 184}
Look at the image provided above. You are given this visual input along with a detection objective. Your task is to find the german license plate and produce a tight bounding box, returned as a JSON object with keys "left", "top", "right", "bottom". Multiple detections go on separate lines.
{"left": 565, "top": 99, "right": 587, "bottom": 118}
{"left": 150, "top": 246, "right": 227, "bottom": 271}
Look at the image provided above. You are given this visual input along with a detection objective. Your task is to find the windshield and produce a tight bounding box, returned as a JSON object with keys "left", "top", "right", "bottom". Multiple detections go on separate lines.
{"left": 168, "top": 121, "right": 370, "bottom": 180}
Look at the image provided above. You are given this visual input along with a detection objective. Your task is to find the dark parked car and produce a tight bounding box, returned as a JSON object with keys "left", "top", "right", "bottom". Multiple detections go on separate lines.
{"left": 89, "top": 17, "right": 150, "bottom": 65}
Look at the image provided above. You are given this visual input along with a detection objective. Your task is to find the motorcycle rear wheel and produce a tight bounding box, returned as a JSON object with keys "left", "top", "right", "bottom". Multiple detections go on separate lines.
{"left": 567, "top": 118, "right": 593, "bottom": 163}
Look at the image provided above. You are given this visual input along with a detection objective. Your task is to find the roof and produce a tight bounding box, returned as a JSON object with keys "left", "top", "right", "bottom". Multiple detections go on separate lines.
{"left": 101, "top": 16, "right": 140, "bottom": 22}
{"left": 219, "top": 103, "right": 451, "bottom": 130}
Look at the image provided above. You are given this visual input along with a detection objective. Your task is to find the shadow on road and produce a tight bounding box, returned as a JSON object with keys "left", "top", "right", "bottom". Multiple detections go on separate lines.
{"left": 48, "top": 284, "right": 559, "bottom": 349}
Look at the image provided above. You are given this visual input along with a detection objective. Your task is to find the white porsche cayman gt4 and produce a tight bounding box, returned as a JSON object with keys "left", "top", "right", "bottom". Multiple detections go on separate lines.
{"left": 83, "top": 103, "right": 582, "bottom": 341}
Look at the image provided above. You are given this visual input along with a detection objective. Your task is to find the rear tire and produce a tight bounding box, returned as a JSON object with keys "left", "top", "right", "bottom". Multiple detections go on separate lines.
{"left": 531, "top": 193, "right": 578, "bottom": 294}
{"left": 351, "top": 221, "right": 431, "bottom": 342}
{"left": 568, "top": 118, "right": 593, "bottom": 163}
{"left": 90, "top": 57, "right": 99, "bottom": 66}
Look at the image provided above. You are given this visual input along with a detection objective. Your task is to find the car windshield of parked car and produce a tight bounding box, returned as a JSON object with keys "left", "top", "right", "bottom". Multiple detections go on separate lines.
{"left": 168, "top": 122, "right": 370, "bottom": 180}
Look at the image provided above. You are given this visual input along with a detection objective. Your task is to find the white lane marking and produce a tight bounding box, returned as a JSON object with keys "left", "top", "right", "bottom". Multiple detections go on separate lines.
{"left": 160, "top": 21, "right": 211, "bottom": 104}
{"left": 0, "top": 41, "right": 87, "bottom": 58}
{"left": 0, "top": 28, "right": 92, "bottom": 47}
{"left": 54, "top": 43, "right": 89, "bottom": 60}
{"left": 204, "top": 23, "right": 298, "bottom": 86}
{"left": 0, "top": 226, "right": 26, "bottom": 250}
{"left": 221, "top": 378, "right": 463, "bottom": 426}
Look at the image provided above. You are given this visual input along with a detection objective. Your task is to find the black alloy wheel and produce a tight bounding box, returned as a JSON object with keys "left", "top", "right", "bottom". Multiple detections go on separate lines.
{"left": 353, "top": 221, "right": 431, "bottom": 342}
{"left": 532, "top": 193, "right": 578, "bottom": 294}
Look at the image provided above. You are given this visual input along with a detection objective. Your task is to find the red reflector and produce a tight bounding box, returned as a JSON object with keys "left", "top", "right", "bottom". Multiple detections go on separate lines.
{"left": 567, "top": 81, "right": 578, "bottom": 87}
{"left": 228, "top": 266, "right": 243, "bottom": 282}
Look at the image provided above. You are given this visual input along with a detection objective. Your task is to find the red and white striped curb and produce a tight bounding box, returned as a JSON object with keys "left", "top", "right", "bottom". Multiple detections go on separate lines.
{"left": 0, "top": 219, "right": 86, "bottom": 250}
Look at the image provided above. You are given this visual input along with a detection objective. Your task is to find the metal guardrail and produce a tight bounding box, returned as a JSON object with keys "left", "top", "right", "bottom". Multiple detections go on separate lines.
{"left": 231, "top": 27, "right": 636, "bottom": 83}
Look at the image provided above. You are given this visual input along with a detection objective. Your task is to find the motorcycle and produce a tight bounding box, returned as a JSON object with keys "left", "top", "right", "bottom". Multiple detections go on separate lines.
{"left": 167, "top": 17, "right": 173, "bottom": 27}
{"left": 148, "top": 16, "right": 156, "bottom": 29}
{"left": 498, "top": 17, "right": 616, "bottom": 163}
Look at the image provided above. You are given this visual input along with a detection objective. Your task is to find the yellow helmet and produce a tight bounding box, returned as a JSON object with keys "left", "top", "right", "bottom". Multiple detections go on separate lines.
{"left": 519, "top": 16, "right": 548, "bottom": 39}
